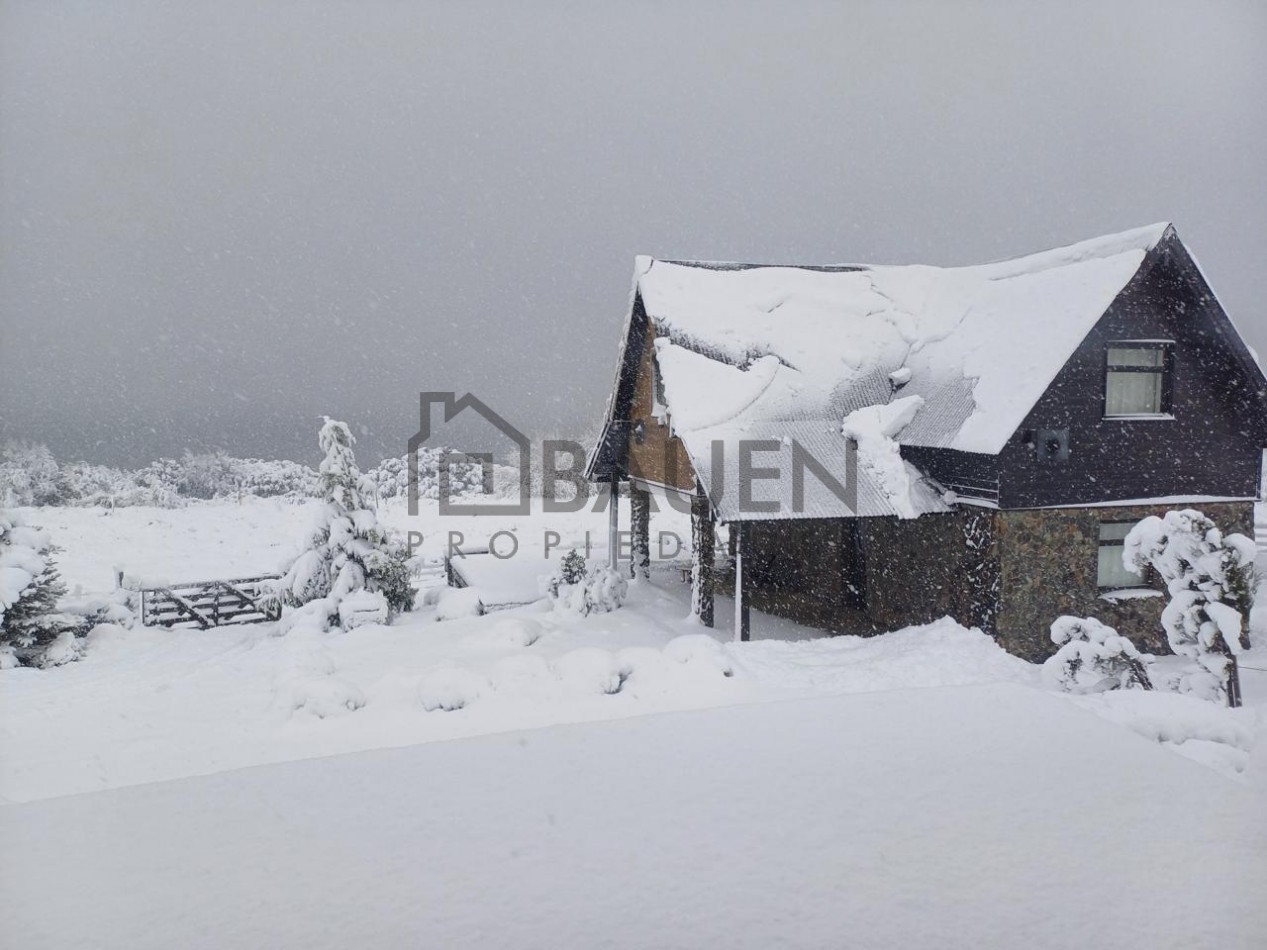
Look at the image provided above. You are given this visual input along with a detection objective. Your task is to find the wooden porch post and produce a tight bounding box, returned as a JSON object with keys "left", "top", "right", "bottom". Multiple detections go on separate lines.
{"left": 734, "top": 521, "right": 750, "bottom": 642}
{"left": 690, "top": 494, "right": 714, "bottom": 627}
{"left": 608, "top": 479, "right": 621, "bottom": 571}
{"left": 630, "top": 483, "right": 651, "bottom": 580}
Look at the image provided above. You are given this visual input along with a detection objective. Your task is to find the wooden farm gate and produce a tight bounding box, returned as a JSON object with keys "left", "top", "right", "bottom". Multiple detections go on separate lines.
{"left": 139, "top": 575, "right": 282, "bottom": 629}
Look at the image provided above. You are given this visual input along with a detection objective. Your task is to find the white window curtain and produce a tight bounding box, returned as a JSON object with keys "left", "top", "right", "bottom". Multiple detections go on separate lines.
{"left": 1097, "top": 522, "right": 1144, "bottom": 588}
{"left": 1105, "top": 370, "right": 1163, "bottom": 415}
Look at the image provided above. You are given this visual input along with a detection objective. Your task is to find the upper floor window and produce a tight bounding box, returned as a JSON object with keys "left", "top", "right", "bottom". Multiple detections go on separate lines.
{"left": 1104, "top": 342, "right": 1173, "bottom": 417}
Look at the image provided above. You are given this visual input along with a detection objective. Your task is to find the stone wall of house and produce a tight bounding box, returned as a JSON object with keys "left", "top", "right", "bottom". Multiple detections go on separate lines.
{"left": 993, "top": 501, "right": 1254, "bottom": 661}
{"left": 734, "top": 500, "right": 1255, "bottom": 662}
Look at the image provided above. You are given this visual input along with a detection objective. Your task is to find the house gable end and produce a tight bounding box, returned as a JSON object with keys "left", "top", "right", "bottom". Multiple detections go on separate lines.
{"left": 996, "top": 230, "right": 1267, "bottom": 508}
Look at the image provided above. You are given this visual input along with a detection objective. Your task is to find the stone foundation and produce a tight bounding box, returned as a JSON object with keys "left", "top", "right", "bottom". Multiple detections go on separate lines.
{"left": 736, "top": 500, "right": 1254, "bottom": 663}
{"left": 993, "top": 501, "right": 1253, "bottom": 661}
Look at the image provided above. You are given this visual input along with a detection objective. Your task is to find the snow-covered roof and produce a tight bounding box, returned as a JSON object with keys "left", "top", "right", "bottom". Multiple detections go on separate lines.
{"left": 634, "top": 224, "right": 1171, "bottom": 520}
{"left": 640, "top": 223, "right": 1169, "bottom": 455}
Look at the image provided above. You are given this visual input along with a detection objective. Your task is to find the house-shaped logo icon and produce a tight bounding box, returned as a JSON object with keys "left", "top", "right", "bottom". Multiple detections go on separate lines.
{"left": 407, "top": 392, "right": 530, "bottom": 516}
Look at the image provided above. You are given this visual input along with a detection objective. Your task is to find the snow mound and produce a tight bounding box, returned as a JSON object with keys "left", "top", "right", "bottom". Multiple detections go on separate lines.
{"left": 489, "top": 654, "right": 554, "bottom": 699}
{"left": 664, "top": 633, "right": 734, "bottom": 677}
{"left": 552, "top": 648, "right": 631, "bottom": 695}
{"left": 1066, "top": 689, "right": 1255, "bottom": 779}
{"left": 338, "top": 589, "right": 388, "bottom": 630}
{"left": 278, "top": 672, "right": 366, "bottom": 718}
{"left": 419, "top": 666, "right": 489, "bottom": 711}
{"left": 491, "top": 617, "right": 544, "bottom": 648}
{"left": 435, "top": 587, "right": 484, "bottom": 622}
{"left": 734, "top": 619, "right": 1036, "bottom": 694}
{"left": 35, "top": 629, "right": 84, "bottom": 668}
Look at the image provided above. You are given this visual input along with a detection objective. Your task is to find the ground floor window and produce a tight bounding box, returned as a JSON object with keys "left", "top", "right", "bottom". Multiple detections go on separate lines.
{"left": 1097, "top": 521, "right": 1145, "bottom": 588}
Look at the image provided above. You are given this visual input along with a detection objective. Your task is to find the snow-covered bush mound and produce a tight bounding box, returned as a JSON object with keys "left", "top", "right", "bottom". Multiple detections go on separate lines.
{"left": 435, "top": 587, "right": 484, "bottom": 621}
{"left": 489, "top": 654, "right": 555, "bottom": 699}
{"left": 278, "top": 672, "right": 367, "bottom": 718}
{"left": 419, "top": 666, "right": 489, "bottom": 711}
{"left": 338, "top": 589, "right": 389, "bottom": 630}
{"left": 546, "top": 550, "right": 628, "bottom": 616}
{"left": 552, "top": 648, "right": 631, "bottom": 695}
{"left": 59, "top": 590, "right": 135, "bottom": 632}
{"left": 366, "top": 448, "right": 508, "bottom": 502}
{"left": 1043, "top": 616, "right": 1153, "bottom": 694}
{"left": 37, "top": 630, "right": 85, "bottom": 668}
{"left": 664, "top": 633, "right": 734, "bottom": 677}
{"left": 491, "top": 616, "right": 543, "bottom": 647}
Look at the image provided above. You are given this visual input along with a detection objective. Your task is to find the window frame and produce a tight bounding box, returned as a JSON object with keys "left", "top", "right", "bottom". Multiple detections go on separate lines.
{"left": 1095, "top": 519, "right": 1149, "bottom": 590}
{"left": 1102, "top": 340, "right": 1174, "bottom": 419}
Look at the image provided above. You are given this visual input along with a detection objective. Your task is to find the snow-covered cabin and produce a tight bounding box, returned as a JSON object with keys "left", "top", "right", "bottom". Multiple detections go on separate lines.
{"left": 587, "top": 224, "right": 1267, "bottom": 659}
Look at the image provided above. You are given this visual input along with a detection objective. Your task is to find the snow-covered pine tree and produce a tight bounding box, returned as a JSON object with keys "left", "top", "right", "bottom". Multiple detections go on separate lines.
{"left": 1043, "top": 616, "right": 1153, "bottom": 694}
{"left": 546, "top": 548, "right": 587, "bottom": 601}
{"left": 0, "top": 510, "right": 76, "bottom": 667}
{"left": 278, "top": 418, "right": 413, "bottom": 629}
{"left": 1123, "top": 509, "right": 1257, "bottom": 707}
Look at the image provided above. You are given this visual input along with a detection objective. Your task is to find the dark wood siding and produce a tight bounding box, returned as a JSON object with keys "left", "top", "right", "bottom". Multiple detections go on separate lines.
{"left": 901, "top": 446, "right": 1000, "bottom": 503}
{"left": 997, "top": 233, "right": 1267, "bottom": 508}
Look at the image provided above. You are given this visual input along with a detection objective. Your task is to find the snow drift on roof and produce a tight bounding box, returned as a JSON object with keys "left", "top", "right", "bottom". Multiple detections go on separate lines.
{"left": 638, "top": 223, "right": 1169, "bottom": 458}
{"left": 636, "top": 224, "right": 1169, "bottom": 519}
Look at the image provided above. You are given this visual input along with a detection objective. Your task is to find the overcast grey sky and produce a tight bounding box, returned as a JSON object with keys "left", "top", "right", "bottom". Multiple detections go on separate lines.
{"left": 2, "top": 0, "right": 1265, "bottom": 467}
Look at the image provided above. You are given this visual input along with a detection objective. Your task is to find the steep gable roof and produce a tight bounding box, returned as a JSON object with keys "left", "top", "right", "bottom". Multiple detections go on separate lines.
{"left": 588, "top": 223, "right": 1266, "bottom": 520}
{"left": 638, "top": 223, "right": 1170, "bottom": 457}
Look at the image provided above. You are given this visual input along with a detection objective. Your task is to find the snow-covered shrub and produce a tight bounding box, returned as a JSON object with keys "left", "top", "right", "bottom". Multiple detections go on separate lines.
{"left": 230, "top": 458, "right": 320, "bottom": 499}
{"left": 551, "top": 647, "right": 631, "bottom": 695}
{"left": 36, "top": 629, "right": 85, "bottom": 668}
{"left": 546, "top": 551, "right": 628, "bottom": 616}
{"left": 276, "top": 418, "right": 414, "bottom": 629}
{"left": 173, "top": 451, "right": 238, "bottom": 500}
{"left": 1124, "top": 509, "right": 1256, "bottom": 705}
{"left": 419, "top": 666, "right": 488, "bottom": 711}
{"left": 59, "top": 590, "right": 136, "bottom": 632}
{"left": 0, "top": 441, "right": 67, "bottom": 506}
{"left": 0, "top": 510, "right": 81, "bottom": 666}
{"left": 337, "top": 589, "right": 389, "bottom": 630}
{"left": 435, "top": 586, "right": 484, "bottom": 621}
{"left": 546, "top": 549, "right": 588, "bottom": 597}
{"left": 366, "top": 449, "right": 490, "bottom": 502}
{"left": 491, "top": 616, "right": 543, "bottom": 647}
{"left": 277, "top": 671, "right": 367, "bottom": 718}
{"left": 664, "top": 633, "right": 734, "bottom": 677}
{"left": 1043, "top": 616, "right": 1153, "bottom": 694}
{"left": 490, "top": 654, "right": 553, "bottom": 698}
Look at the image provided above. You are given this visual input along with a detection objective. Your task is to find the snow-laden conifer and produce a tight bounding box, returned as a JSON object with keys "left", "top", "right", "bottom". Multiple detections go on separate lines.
{"left": 277, "top": 418, "right": 413, "bottom": 630}
{"left": 1123, "top": 509, "right": 1256, "bottom": 706}
{"left": 0, "top": 510, "right": 79, "bottom": 667}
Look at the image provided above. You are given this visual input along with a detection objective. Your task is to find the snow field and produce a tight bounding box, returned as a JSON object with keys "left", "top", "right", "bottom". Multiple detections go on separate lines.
{"left": 3, "top": 498, "right": 1265, "bottom": 802}
{"left": 4, "top": 683, "right": 1265, "bottom": 950}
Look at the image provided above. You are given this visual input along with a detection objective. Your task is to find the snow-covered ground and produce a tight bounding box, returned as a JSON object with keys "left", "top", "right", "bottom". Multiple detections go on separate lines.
{"left": 3, "top": 496, "right": 1266, "bottom": 948}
